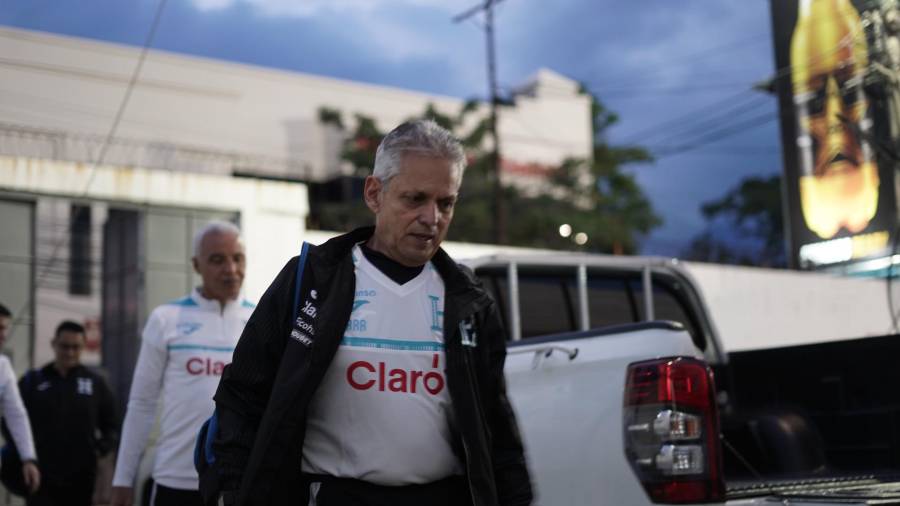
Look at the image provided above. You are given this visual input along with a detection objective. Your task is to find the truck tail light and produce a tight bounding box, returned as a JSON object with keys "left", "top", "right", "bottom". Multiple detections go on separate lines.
{"left": 624, "top": 357, "right": 724, "bottom": 503}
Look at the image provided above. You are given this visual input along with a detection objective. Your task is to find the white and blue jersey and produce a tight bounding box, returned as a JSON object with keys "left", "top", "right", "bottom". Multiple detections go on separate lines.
{"left": 112, "top": 288, "right": 255, "bottom": 491}
{"left": 301, "top": 244, "right": 462, "bottom": 485}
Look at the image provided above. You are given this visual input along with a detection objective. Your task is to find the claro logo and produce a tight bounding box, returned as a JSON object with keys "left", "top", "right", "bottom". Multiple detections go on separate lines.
{"left": 346, "top": 354, "right": 445, "bottom": 395}
{"left": 186, "top": 357, "right": 227, "bottom": 376}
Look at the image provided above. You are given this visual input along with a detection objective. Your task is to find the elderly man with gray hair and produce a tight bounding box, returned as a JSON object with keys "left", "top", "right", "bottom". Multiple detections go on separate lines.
{"left": 200, "top": 120, "right": 533, "bottom": 506}
{"left": 111, "top": 221, "right": 255, "bottom": 506}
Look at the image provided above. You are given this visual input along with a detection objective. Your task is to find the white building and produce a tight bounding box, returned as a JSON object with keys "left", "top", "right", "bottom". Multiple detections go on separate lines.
{"left": 0, "top": 26, "right": 592, "bottom": 182}
{"left": 0, "top": 26, "right": 593, "bottom": 408}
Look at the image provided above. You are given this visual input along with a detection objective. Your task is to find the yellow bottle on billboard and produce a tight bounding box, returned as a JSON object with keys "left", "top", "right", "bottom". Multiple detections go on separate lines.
{"left": 791, "top": 0, "right": 879, "bottom": 239}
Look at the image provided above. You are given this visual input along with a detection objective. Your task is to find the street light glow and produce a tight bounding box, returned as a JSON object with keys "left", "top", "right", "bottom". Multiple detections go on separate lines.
{"left": 559, "top": 224, "right": 572, "bottom": 238}
{"left": 575, "top": 232, "right": 588, "bottom": 245}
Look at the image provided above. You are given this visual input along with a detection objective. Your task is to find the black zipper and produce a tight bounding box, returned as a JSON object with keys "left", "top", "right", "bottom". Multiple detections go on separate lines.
{"left": 458, "top": 331, "right": 482, "bottom": 506}
{"left": 453, "top": 298, "right": 493, "bottom": 506}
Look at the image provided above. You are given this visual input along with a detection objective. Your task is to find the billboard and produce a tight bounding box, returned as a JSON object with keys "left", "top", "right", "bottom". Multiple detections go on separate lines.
{"left": 771, "top": 0, "right": 899, "bottom": 269}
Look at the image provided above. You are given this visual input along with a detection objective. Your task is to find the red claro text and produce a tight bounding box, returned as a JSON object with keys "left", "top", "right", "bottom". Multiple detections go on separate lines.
{"left": 186, "top": 357, "right": 227, "bottom": 376}
{"left": 346, "top": 354, "right": 445, "bottom": 395}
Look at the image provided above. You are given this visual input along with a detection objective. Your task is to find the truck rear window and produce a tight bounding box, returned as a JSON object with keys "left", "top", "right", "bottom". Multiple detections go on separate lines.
{"left": 629, "top": 279, "right": 702, "bottom": 350}
{"left": 475, "top": 265, "right": 703, "bottom": 348}
{"left": 495, "top": 274, "right": 577, "bottom": 338}
{"left": 583, "top": 277, "right": 637, "bottom": 328}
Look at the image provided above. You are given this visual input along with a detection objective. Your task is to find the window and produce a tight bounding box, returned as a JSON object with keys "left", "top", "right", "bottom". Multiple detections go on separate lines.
{"left": 478, "top": 267, "right": 639, "bottom": 339}
{"left": 629, "top": 279, "right": 704, "bottom": 350}
{"left": 475, "top": 265, "right": 703, "bottom": 345}
{"left": 69, "top": 204, "right": 92, "bottom": 296}
{"left": 491, "top": 270, "right": 577, "bottom": 339}
{"left": 584, "top": 276, "right": 638, "bottom": 328}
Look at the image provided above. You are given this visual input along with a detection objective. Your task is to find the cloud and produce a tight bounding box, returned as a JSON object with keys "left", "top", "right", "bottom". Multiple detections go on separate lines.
{"left": 189, "top": 0, "right": 471, "bottom": 17}
{"left": 174, "top": 0, "right": 486, "bottom": 94}
{"left": 191, "top": 0, "right": 231, "bottom": 10}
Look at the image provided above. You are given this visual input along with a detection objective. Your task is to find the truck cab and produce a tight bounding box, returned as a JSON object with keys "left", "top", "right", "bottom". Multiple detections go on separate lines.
{"left": 465, "top": 253, "right": 727, "bottom": 504}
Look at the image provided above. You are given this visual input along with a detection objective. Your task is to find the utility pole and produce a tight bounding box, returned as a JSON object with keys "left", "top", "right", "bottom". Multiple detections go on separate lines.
{"left": 454, "top": 0, "right": 507, "bottom": 243}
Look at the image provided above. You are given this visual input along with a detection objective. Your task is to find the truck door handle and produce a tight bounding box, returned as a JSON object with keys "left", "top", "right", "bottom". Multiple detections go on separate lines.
{"left": 509, "top": 345, "right": 579, "bottom": 369}
{"left": 541, "top": 345, "right": 578, "bottom": 360}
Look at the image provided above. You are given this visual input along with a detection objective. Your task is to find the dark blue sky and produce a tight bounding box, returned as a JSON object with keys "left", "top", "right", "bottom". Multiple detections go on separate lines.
{"left": 0, "top": 0, "right": 781, "bottom": 256}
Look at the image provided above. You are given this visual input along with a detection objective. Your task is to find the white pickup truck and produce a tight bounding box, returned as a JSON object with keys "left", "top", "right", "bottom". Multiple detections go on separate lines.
{"left": 465, "top": 253, "right": 900, "bottom": 505}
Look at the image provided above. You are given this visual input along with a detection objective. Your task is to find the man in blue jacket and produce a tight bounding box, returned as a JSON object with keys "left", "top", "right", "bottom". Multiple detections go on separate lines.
{"left": 203, "top": 119, "right": 533, "bottom": 506}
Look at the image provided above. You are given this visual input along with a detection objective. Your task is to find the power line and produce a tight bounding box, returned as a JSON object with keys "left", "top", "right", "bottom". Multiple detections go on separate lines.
{"left": 499, "top": 18, "right": 856, "bottom": 170}
{"left": 587, "top": 30, "right": 854, "bottom": 101}
{"left": 93, "top": 1, "right": 169, "bottom": 174}
{"left": 594, "top": 32, "right": 770, "bottom": 91}
{"left": 643, "top": 146, "right": 781, "bottom": 156}
{"left": 10, "top": 0, "right": 169, "bottom": 334}
{"left": 614, "top": 90, "right": 775, "bottom": 158}
{"left": 649, "top": 95, "right": 773, "bottom": 146}
{"left": 653, "top": 111, "right": 778, "bottom": 159}
{"left": 611, "top": 92, "right": 777, "bottom": 162}
{"left": 591, "top": 17, "right": 865, "bottom": 151}
{"left": 505, "top": 78, "right": 776, "bottom": 163}
{"left": 597, "top": 82, "right": 756, "bottom": 97}
{"left": 656, "top": 110, "right": 777, "bottom": 156}
{"left": 624, "top": 25, "right": 860, "bottom": 158}
{"left": 597, "top": 16, "right": 862, "bottom": 101}
{"left": 618, "top": 89, "right": 759, "bottom": 145}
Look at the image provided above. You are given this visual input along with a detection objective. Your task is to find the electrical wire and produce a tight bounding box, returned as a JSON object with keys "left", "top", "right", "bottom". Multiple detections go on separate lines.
{"left": 612, "top": 86, "right": 777, "bottom": 159}
{"left": 598, "top": 82, "right": 758, "bottom": 97}
{"left": 588, "top": 14, "right": 865, "bottom": 153}
{"left": 653, "top": 111, "right": 778, "bottom": 159}
{"left": 595, "top": 32, "right": 770, "bottom": 91}
{"left": 9, "top": 0, "right": 169, "bottom": 333}
{"left": 643, "top": 146, "right": 781, "bottom": 156}
{"left": 595, "top": 16, "right": 862, "bottom": 101}
{"left": 617, "top": 89, "right": 760, "bottom": 145}
{"left": 641, "top": 94, "right": 772, "bottom": 147}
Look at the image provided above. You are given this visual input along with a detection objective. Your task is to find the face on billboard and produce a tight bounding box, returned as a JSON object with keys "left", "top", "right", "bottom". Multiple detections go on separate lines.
{"left": 790, "top": 0, "right": 879, "bottom": 239}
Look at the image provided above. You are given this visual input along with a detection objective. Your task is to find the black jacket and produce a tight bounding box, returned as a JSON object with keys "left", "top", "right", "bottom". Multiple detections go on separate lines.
{"left": 205, "top": 227, "right": 533, "bottom": 506}
{"left": 20, "top": 364, "right": 118, "bottom": 483}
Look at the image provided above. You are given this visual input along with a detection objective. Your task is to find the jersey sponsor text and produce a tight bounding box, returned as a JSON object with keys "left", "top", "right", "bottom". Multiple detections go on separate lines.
{"left": 346, "top": 353, "right": 445, "bottom": 395}
{"left": 186, "top": 357, "right": 227, "bottom": 376}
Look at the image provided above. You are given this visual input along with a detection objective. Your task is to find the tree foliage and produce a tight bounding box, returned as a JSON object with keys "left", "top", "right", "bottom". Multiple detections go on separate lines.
{"left": 314, "top": 91, "right": 660, "bottom": 254}
{"left": 682, "top": 175, "right": 786, "bottom": 267}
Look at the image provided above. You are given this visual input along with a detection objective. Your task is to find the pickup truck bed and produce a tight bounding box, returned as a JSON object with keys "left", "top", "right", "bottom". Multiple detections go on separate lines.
{"left": 726, "top": 475, "right": 900, "bottom": 504}
{"left": 504, "top": 322, "right": 900, "bottom": 505}
{"left": 464, "top": 253, "right": 900, "bottom": 505}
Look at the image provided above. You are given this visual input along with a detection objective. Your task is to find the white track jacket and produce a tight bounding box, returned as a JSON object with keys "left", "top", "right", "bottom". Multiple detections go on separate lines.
{"left": 112, "top": 289, "right": 254, "bottom": 491}
{"left": 0, "top": 355, "right": 36, "bottom": 461}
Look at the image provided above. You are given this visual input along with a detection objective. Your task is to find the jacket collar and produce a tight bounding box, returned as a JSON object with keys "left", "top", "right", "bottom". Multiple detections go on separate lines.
{"left": 314, "top": 226, "right": 482, "bottom": 297}
{"left": 41, "top": 362, "right": 86, "bottom": 378}
{"left": 310, "top": 226, "right": 374, "bottom": 267}
{"left": 190, "top": 286, "right": 246, "bottom": 315}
